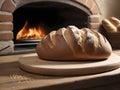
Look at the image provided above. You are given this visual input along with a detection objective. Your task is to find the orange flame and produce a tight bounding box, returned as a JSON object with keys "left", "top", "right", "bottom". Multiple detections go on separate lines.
{"left": 16, "top": 21, "right": 46, "bottom": 40}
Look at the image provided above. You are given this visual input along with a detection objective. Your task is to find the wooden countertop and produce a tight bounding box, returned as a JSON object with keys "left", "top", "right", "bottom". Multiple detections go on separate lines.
{"left": 0, "top": 50, "right": 120, "bottom": 90}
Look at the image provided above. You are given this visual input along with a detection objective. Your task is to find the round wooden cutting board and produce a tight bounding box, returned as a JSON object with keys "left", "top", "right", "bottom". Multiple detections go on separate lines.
{"left": 18, "top": 53, "right": 120, "bottom": 76}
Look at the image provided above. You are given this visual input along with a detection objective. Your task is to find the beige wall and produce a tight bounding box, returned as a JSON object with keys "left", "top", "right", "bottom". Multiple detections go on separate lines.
{"left": 95, "top": 0, "right": 120, "bottom": 19}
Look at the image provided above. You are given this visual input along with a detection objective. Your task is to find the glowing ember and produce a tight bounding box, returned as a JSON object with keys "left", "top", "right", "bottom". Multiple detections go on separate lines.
{"left": 16, "top": 21, "right": 46, "bottom": 40}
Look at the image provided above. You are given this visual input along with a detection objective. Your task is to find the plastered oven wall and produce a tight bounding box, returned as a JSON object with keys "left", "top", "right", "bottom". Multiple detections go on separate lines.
{"left": 95, "top": 0, "right": 120, "bottom": 19}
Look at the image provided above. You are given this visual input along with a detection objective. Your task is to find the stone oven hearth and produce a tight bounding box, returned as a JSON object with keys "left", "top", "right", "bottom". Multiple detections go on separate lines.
{"left": 0, "top": 0, "right": 101, "bottom": 55}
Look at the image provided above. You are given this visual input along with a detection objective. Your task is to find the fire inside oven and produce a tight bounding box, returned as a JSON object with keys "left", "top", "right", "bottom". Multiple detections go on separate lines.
{"left": 13, "top": 2, "right": 89, "bottom": 52}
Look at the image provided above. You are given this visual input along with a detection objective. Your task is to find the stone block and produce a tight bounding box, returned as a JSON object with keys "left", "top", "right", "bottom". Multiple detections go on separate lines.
{"left": 0, "top": 31, "right": 13, "bottom": 40}
{"left": 0, "top": 0, "right": 16, "bottom": 12}
{"left": 0, "top": 11, "right": 13, "bottom": 22}
{"left": 89, "top": 15, "right": 101, "bottom": 23}
{"left": 0, "top": 22, "right": 13, "bottom": 31}
{"left": 89, "top": 23, "right": 100, "bottom": 30}
{"left": 0, "top": 40, "right": 14, "bottom": 55}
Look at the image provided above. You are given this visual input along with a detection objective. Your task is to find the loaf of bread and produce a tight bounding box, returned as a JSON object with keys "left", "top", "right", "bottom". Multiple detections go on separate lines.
{"left": 36, "top": 26, "right": 112, "bottom": 60}
{"left": 102, "top": 17, "right": 120, "bottom": 32}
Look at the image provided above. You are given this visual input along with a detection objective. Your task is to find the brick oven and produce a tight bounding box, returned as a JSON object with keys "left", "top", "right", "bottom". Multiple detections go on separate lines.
{"left": 0, "top": 0, "right": 101, "bottom": 55}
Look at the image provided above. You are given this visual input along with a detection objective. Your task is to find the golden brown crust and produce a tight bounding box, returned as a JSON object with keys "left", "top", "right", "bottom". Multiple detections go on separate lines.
{"left": 109, "top": 17, "right": 120, "bottom": 27}
{"left": 102, "top": 17, "right": 120, "bottom": 32}
{"left": 36, "top": 26, "right": 112, "bottom": 60}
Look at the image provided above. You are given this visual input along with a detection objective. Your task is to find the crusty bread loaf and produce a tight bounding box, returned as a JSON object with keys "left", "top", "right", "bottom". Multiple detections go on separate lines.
{"left": 36, "top": 26, "right": 112, "bottom": 60}
{"left": 102, "top": 19, "right": 117, "bottom": 32}
{"left": 102, "top": 17, "right": 120, "bottom": 32}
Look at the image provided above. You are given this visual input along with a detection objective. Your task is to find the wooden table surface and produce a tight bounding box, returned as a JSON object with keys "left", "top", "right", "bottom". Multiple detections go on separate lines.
{"left": 0, "top": 50, "right": 120, "bottom": 90}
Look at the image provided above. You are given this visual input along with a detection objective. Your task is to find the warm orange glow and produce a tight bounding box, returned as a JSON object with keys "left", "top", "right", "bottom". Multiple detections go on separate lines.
{"left": 16, "top": 21, "right": 46, "bottom": 40}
